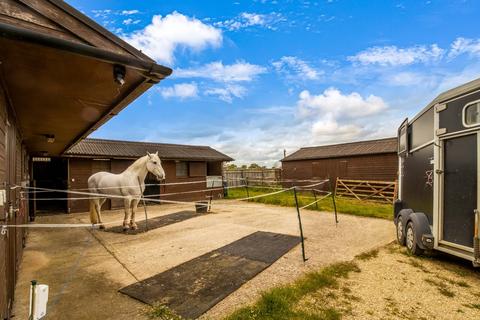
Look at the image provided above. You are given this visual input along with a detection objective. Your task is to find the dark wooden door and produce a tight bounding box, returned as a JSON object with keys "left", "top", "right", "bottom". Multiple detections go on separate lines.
{"left": 442, "top": 133, "right": 477, "bottom": 248}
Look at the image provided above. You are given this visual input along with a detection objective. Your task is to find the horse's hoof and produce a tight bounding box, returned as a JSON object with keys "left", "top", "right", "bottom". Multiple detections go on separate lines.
{"left": 122, "top": 225, "right": 129, "bottom": 231}
{"left": 130, "top": 224, "right": 138, "bottom": 230}
{"left": 99, "top": 224, "right": 105, "bottom": 230}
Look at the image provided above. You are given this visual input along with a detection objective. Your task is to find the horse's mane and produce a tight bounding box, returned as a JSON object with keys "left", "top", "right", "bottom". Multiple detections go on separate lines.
{"left": 126, "top": 155, "right": 148, "bottom": 172}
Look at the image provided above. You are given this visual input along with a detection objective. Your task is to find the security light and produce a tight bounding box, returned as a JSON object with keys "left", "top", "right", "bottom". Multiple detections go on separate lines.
{"left": 45, "top": 134, "right": 55, "bottom": 143}
{"left": 114, "top": 65, "right": 126, "bottom": 86}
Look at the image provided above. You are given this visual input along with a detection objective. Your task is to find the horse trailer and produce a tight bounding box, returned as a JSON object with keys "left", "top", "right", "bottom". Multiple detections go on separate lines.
{"left": 395, "top": 78, "right": 480, "bottom": 266}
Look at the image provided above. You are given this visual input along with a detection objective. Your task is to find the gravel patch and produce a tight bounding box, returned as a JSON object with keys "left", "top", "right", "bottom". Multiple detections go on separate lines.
{"left": 296, "top": 244, "right": 480, "bottom": 320}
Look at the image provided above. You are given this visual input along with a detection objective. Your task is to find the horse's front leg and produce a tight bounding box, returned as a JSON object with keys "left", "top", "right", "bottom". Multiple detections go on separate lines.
{"left": 123, "top": 198, "right": 131, "bottom": 231}
{"left": 130, "top": 199, "right": 140, "bottom": 230}
{"left": 96, "top": 198, "right": 106, "bottom": 229}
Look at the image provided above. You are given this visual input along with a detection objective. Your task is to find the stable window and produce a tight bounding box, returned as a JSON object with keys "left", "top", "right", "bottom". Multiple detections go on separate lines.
{"left": 176, "top": 161, "right": 188, "bottom": 177}
{"left": 463, "top": 101, "right": 480, "bottom": 127}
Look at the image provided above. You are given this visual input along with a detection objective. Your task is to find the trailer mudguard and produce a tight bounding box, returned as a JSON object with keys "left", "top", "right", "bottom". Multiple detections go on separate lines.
{"left": 406, "top": 212, "right": 433, "bottom": 250}
{"left": 395, "top": 208, "right": 412, "bottom": 226}
{"left": 393, "top": 200, "right": 403, "bottom": 221}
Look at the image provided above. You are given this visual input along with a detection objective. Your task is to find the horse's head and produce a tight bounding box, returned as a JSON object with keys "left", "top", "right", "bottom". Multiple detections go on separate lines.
{"left": 146, "top": 151, "right": 165, "bottom": 181}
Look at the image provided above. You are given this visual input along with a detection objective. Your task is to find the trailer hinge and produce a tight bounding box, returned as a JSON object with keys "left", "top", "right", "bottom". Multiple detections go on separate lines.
{"left": 435, "top": 104, "right": 447, "bottom": 112}
{"left": 436, "top": 128, "right": 447, "bottom": 136}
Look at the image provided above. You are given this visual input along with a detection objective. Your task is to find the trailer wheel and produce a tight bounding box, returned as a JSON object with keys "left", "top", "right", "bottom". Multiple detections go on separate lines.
{"left": 396, "top": 218, "right": 406, "bottom": 246}
{"left": 405, "top": 221, "right": 424, "bottom": 255}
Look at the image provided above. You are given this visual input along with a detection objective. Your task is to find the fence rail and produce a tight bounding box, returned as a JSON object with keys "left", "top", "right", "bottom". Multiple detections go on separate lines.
{"left": 224, "top": 169, "right": 282, "bottom": 187}
{"left": 335, "top": 178, "right": 397, "bottom": 203}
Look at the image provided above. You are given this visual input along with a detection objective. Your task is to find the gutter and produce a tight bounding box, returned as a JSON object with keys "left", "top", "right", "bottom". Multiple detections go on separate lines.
{"left": 0, "top": 22, "right": 172, "bottom": 82}
{"left": 62, "top": 154, "right": 234, "bottom": 162}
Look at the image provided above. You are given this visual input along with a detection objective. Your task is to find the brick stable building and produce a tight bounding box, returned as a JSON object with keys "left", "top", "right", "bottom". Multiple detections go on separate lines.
{"left": 31, "top": 138, "right": 233, "bottom": 214}
{"left": 281, "top": 137, "right": 398, "bottom": 183}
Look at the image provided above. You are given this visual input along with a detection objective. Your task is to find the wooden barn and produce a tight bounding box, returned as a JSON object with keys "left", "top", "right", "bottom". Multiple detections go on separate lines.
{"left": 31, "top": 138, "right": 233, "bottom": 214}
{"left": 0, "top": 0, "right": 171, "bottom": 317}
{"left": 281, "top": 137, "right": 398, "bottom": 183}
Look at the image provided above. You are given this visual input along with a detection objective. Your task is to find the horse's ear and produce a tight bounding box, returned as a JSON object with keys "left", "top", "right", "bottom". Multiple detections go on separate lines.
{"left": 155, "top": 151, "right": 158, "bottom": 156}
{"left": 147, "top": 151, "right": 152, "bottom": 158}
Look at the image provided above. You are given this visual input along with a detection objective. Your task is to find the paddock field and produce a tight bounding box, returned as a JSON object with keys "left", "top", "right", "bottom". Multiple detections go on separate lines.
{"left": 12, "top": 200, "right": 394, "bottom": 319}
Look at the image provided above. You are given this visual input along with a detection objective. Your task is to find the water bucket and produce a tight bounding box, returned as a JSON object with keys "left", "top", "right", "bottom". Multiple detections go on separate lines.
{"left": 195, "top": 201, "right": 209, "bottom": 213}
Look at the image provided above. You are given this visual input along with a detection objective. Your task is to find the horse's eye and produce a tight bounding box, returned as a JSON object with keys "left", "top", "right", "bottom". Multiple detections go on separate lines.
{"left": 153, "top": 161, "right": 157, "bottom": 165}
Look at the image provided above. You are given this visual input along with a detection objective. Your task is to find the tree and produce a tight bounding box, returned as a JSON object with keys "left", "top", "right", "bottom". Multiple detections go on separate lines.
{"left": 225, "top": 163, "right": 238, "bottom": 170}
{"left": 248, "top": 163, "right": 262, "bottom": 169}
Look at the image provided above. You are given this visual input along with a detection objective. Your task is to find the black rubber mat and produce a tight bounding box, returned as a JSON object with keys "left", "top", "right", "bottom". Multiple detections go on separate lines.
{"left": 105, "top": 210, "right": 201, "bottom": 235}
{"left": 119, "top": 231, "right": 301, "bottom": 319}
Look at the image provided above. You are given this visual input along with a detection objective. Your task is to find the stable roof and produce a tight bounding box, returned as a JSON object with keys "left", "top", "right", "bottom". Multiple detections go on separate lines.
{"left": 65, "top": 138, "right": 234, "bottom": 162}
{"left": 281, "top": 137, "right": 397, "bottom": 162}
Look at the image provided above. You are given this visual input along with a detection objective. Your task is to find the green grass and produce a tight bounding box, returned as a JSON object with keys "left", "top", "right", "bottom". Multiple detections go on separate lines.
{"left": 424, "top": 278, "right": 455, "bottom": 298}
{"left": 355, "top": 249, "right": 379, "bottom": 261}
{"left": 224, "top": 261, "right": 360, "bottom": 320}
{"left": 463, "top": 303, "right": 480, "bottom": 310}
{"left": 225, "top": 187, "right": 393, "bottom": 220}
{"left": 147, "top": 303, "right": 182, "bottom": 319}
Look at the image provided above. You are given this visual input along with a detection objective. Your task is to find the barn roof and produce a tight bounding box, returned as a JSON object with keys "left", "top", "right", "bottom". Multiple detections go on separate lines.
{"left": 0, "top": 0, "right": 172, "bottom": 156}
{"left": 281, "top": 137, "right": 397, "bottom": 162}
{"left": 65, "top": 138, "right": 234, "bottom": 162}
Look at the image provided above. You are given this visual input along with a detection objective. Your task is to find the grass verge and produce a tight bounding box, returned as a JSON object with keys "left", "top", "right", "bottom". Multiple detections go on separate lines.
{"left": 147, "top": 303, "right": 182, "bottom": 319}
{"left": 225, "top": 187, "right": 393, "bottom": 220}
{"left": 224, "top": 261, "right": 361, "bottom": 320}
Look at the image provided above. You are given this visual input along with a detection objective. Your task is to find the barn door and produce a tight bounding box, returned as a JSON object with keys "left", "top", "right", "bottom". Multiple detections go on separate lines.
{"left": 440, "top": 132, "right": 478, "bottom": 249}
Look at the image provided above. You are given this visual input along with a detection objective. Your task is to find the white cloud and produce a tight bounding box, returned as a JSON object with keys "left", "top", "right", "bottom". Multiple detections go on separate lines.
{"left": 158, "top": 83, "right": 198, "bottom": 99}
{"left": 311, "top": 115, "right": 362, "bottom": 137}
{"left": 122, "top": 10, "right": 139, "bottom": 15}
{"left": 92, "top": 9, "right": 111, "bottom": 18}
{"left": 123, "top": 12, "right": 222, "bottom": 64}
{"left": 214, "top": 12, "right": 284, "bottom": 31}
{"left": 448, "top": 37, "right": 480, "bottom": 58}
{"left": 175, "top": 61, "right": 267, "bottom": 82}
{"left": 297, "top": 87, "right": 387, "bottom": 118}
{"left": 205, "top": 85, "right": 246, "bottom": 103}
{"left": 348, "top": 44, "right": 444, "bottom": 66}
{"left": 272, "top": 56, "right": 322, "bottom": 80}
{"left": 141, "top": 86, "right": 394, "bottom": 165}
{"left": 122, "top": 18, "right": 141, "bottom": 25}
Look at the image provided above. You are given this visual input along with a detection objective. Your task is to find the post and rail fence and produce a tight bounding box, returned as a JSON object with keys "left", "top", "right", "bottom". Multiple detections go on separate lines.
{"left": 223, "top": 168, "right": 282, "bottom": 187}
{"left": 334, "top": 178, "right": 398, "bottom": 203}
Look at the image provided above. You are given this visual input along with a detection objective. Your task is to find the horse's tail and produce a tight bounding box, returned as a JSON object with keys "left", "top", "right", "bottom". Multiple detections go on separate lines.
{"left": 89, "top": 199, "right": 98, "bottom": 224}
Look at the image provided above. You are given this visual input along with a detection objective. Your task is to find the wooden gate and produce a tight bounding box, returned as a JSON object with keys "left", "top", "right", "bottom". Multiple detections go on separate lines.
{"left": 335, "top": 178, "right": 397, "bottom": 203}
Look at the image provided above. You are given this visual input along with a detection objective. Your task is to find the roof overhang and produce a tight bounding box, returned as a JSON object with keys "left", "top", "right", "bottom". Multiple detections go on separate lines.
{"left": 0, "top": 22, "right": 172, "bottom": 156}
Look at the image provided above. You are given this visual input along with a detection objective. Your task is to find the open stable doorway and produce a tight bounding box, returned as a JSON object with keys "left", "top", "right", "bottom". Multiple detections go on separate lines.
{"left": 31, "top": 157, "right": 68, "bottom": 214}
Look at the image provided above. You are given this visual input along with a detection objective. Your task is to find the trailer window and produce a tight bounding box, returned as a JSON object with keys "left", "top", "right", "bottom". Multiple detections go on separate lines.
{"left": 398, "top": 118, "right": 408, "bottom": 155}
{"left": 464, "top": 101, "right": 480, "bottom": 127}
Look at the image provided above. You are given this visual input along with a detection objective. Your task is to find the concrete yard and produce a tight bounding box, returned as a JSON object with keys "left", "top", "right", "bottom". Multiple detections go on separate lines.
{"left": 12, "top": 201, "right": 394, "bottom": 319}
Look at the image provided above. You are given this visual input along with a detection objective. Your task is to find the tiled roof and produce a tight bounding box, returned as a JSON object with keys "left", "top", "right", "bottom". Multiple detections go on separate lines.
{"left": 65, "top": 138, "right": 233, "bottom": 161}
{"left": 282, "top": 137, "right": 397, "bottom": 162}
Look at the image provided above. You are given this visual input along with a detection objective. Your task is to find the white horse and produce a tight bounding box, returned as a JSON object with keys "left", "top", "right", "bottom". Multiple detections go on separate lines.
{"left": 88, "top": 152, "right": 165, "bottom": 230}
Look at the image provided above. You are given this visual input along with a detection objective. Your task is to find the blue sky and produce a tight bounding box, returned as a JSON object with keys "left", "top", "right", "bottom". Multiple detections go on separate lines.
{"left": 68, "top": 0, "right": 480, "bottom": 166}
